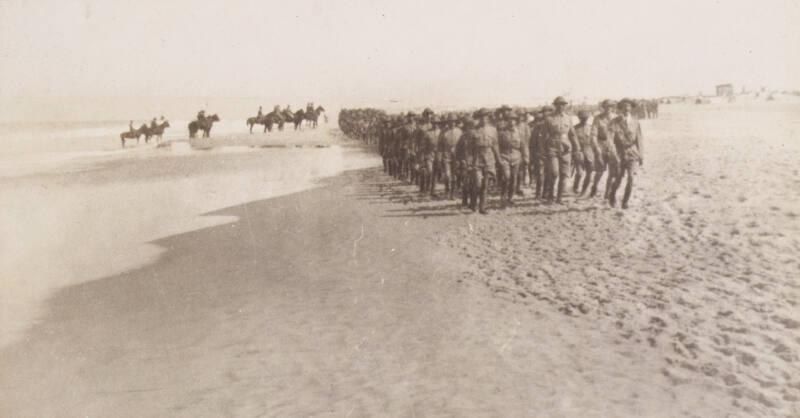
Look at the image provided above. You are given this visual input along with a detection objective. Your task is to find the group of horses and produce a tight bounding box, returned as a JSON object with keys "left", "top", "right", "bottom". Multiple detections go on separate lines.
{"left": 118, "top": 105, "right": 325, "bottom": 147}
{"left": 119, "top": 121, "right": 171, "bottom": 147}
{"left": 247, "top": 106, "right": 326, "bottom": 134}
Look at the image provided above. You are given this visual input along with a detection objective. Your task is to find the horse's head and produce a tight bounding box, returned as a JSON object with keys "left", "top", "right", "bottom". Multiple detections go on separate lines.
{"left": 162, "top": 121, "right": 170, "bottom": 128}
{"left": 317, "top": 106, "right": 325, "bottom": 113}
{"left": 209, "top": 114, "right": 220, "bottom": 122}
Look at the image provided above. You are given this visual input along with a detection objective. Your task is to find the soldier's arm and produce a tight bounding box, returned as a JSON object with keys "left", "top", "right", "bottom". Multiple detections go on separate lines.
{"left": 637, "top": 123, "right": 644, "bottom": 164}
{"left": 520, "top": 131, "right": 530, "bottom": 165}
{"left": 567, "top": 126, "right": 577, "bottom": 154}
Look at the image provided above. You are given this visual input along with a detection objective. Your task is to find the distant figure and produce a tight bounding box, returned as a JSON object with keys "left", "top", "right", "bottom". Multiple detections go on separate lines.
{"left": 150, "top": 118, "right": 158, "bottom": 130}
{"left": 257, "top": 106, "right": 263, "bottom": 119}
{"left": 129, "top": 120, "right": 135, "bottom": 133}
{"left": 197, "top": 110, "right": 206, "bottom": 123}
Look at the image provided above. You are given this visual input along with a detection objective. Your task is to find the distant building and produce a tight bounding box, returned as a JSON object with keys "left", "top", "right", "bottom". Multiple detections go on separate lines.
{"left": 716, "top": 84, "right": 734, "bottom": 97}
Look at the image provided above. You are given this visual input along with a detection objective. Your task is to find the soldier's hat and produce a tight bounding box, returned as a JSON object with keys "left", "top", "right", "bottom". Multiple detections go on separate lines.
{"left": 422, "top": 108, "right": 435, "bottom": 116}
{"left": 552, "top": 96, "right": 568, "bottom": 106}
{"left": 498, "top": 104, "right": 513, "bottom": 113}
{"left": 600, "top": 99, "right": 616, "bottom": 109}
{"left": 617, "top": 98, "right": 635, "bottom": 108}
{"left": 473, "top": 108, "right": 489, "bottom": 119}
{"left": 577, "top": 110, "right": 590, "bottom": 119}
{"left": 406, "top": 111, "right": 416, "bottom": 118}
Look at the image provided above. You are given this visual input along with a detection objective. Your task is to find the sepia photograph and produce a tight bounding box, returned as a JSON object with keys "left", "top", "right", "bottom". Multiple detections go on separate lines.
{"left": 1, "top": 0, "right": 799, "bottom": 416}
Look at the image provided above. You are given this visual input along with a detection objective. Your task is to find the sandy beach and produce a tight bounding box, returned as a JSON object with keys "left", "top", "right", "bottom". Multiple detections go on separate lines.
{"left": 1, "top": 103, "right": 799, "bottom": 417}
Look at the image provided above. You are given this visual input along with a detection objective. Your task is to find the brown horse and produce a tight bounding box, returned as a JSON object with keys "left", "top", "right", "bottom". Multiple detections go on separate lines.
{"left": 304, "top": 106, "right": 325, "bottom": 128}
{"left": 246, "top": 114, "right": 280, "bottom": 133}
{"left": 292, "top": 109, "right": 306, "bottom": 130}
{"left": 188, "top": 114, "right": 220, "bottom": 138}
{"left": 149, "top": 121, "right": 171, "bottom": 143}
{"left": 119, "top": 124, "right": 148, "bottom": 148}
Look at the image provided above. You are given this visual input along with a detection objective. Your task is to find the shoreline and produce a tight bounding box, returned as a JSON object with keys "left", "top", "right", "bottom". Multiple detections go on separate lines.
{"left": 0, "top": 166, "right": 773, "bottom": 417}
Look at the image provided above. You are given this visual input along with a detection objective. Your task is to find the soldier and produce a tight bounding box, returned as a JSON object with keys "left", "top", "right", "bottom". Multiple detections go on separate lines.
{"left": 529, "top": 107, "right": 550, "bottom": 199}
{"left": 590, "top": 99, "right": 619, "bottom": 199}
{"left": 438, "top": 114, "right": 463, "bottom": 200}
{"left": 572, "top": 110, "right": 598, "bottom": 196}
{"left": 128, "top": 120, "right": 135, "bottom": 135}
{"left": 415, "top": 108, "right": 438, "bottom": 195}
{"left": 514, "top": 109, "right": 531, "bottom": 195}
{"left": 465, "top": 109, "right": 500, "bottom": 214}
{"left": 196, "top": 110, "right": 206, "bottom": 123}
{"left": 257, "top": 106, "right": 263, "bottom": 119}
{"left": 543, "top": 97, "right": 576, "bottom": 203}
{"left": 608, "top": 98, "right": 644, "bottom": 209}
{"left": 400, "top": 112, "right": 417, "bottom": 183}
{"left": 497, "top": 112, "right": 527, "bottom": 207}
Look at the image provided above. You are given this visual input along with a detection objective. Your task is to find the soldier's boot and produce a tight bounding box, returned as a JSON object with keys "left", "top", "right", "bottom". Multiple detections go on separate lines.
{"left": 621, "top": 176, "right": 633, "bottom": 209}
{"left": 507, "top": 175, "right": 516, "bottom": 204}
{"left": 604, "top": 171, "right": 616, "bottom": 200}
{"left": 555, "top": 177, "right": 565, "bottom": 204}
{"left": 499, "top": 180, "right": 507, "bottom": 209}
{"left": 429, "top": 175, "right": 437, "bottom": 197}
{"left": 572, "top": 173, "right": 581, "bottom": 194}
{"left": 469, "top": 188, "right": 478, "bottom": 212}
{"left": 478, "top": 188, "right": 488, "bottom": 214}
{"left": 462, "top": 185, "right": 469, "bottom": 208}
{"left": 608, "top": 174, "right": 622, "bottom": 207}
{"left": 581, "top": 171, "right": 592, "bottom": 196}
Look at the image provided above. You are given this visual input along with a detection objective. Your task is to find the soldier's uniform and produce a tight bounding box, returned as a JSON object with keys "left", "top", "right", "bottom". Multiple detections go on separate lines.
{"left": 438, "top": 116, "right": 463, "bottom": 200}
{"left": 399, "top": 116, "right": 417, "bottom": 182}
{"left": 608, "top": 99, "right": 644, "bottom": 209}
{"left": 464, "top": 111, "right": 499, "bottom": 213}
{"left": 415, "top": 117, "right": 439, "bottom": 193}
{"left": 543, "top": 98, "right": 575, "bottom": 203}
{"left": 497, "top": 118, "right": 528, "bottom": 205}
{"left": 572, "top": 112, "right": 596, "bottom": 195}
{"left": 514, "top": 112, "right": 531, "bottom": 194}
{"left": 591, "top": 102, "right": 619, "bottom": 199}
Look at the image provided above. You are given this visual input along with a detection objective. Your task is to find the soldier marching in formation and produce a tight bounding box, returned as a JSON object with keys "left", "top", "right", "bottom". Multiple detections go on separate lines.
{"left": 339, "top": 96, "right": 650, "bottom": 213}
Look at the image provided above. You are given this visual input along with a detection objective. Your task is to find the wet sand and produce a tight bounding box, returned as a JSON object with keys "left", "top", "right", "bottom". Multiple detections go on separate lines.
{"left": 1, "top": 104, "right": 799, "bottom": 417}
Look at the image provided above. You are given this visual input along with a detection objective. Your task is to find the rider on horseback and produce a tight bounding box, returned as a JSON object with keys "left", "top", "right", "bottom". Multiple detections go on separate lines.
{"left": 150, "top": 118, "right": 158, "bottom": 131}
{"left": 129, "top": 120, "right": 135, "bottom": 134}
{"left": 197, "top": 110, "right": 206, "bottom": 124}
{"left": 257, "top": 106, "right": 263, "bottom": 119}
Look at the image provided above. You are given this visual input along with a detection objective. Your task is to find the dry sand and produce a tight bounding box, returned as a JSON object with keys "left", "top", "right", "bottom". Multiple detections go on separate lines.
{"left": 1, "top": 104, "right": 799, "bottom": 417}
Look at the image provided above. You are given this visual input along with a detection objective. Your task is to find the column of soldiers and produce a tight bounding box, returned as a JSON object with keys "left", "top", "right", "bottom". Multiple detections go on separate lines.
{"left": 339, "top": 96, "right": 646, "bottom": 213}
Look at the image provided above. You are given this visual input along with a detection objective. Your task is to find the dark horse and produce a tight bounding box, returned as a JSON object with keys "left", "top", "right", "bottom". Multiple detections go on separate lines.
{"left": 188, "top": 114, "right": 220, "bottom": 138}
{"left": 292, "top": 109, "right": 306, "bottom": 130}
{"left": 150, "top": 121, "right": 171, "bottom": 143}
{"left": 304, "top": 106, "right": 325, "bottom": 128}
{"left": 246, "top": 114, "right": 280, "bottom": 134}
{"left": 119, "top": 124, "right": 148, "bottom": 148}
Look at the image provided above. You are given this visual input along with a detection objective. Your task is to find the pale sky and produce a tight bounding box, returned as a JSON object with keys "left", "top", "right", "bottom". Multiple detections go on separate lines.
{"left": 1, "top": 0, "right": 799, "bottom": 109}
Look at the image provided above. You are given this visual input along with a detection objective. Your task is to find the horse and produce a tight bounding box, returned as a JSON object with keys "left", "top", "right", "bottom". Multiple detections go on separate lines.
{"left": 120, "top": 126, "right": 145, "bottom": 148}
{"left": 149, "top": 121, "right": 171, "bottom": 143}
{"left": 247, "top": 114, "right": 278, "bottom": 134}
{"left": 247, "top": 115, "right": 265, "bottom": 134}
{"left": 188, "top": 114, "right": 220, "bottom": 138}
{"left": 303, "top": 106, "right": 326, "bottom": 128}
{"left": 293, "top": 109, "right": 306, "bottom": 130}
